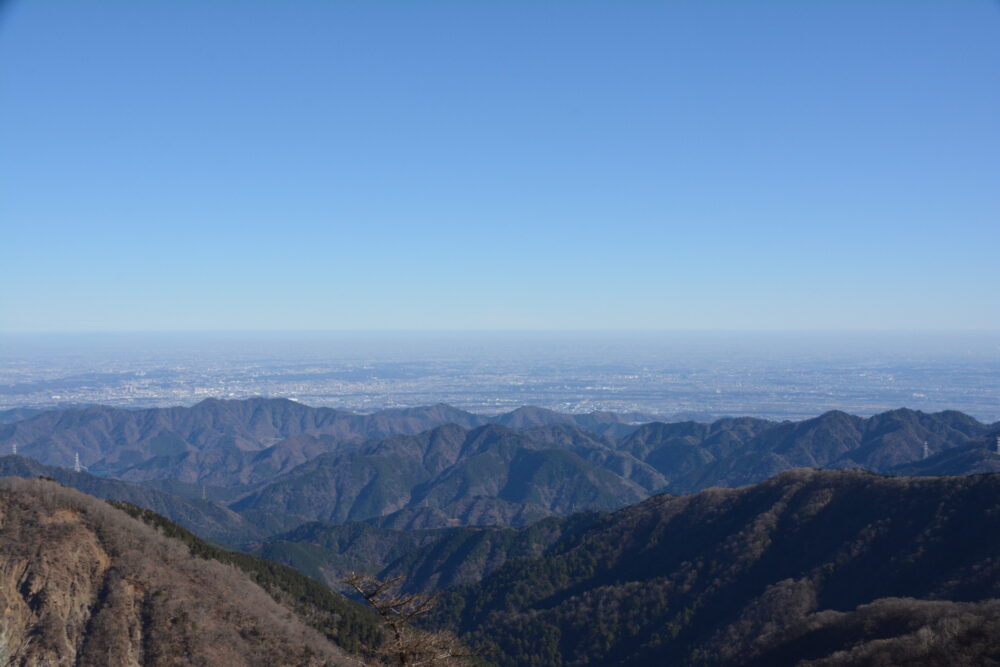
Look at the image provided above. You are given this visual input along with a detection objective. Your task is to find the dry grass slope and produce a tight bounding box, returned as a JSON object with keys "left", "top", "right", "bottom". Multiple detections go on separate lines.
{"left": 0, "top": 477, "right": 354, "bottom": 666}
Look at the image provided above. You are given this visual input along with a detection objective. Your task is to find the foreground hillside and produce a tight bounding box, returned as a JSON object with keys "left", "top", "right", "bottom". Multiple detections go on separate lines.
{"left": 3, "top": 468, "right": 999, "bottom": 666}
{"left": 0, "top": 478, "right": 366, "bottom": 666}
{"left": 431, "top": 469, "right": 1000, "bottom": 666}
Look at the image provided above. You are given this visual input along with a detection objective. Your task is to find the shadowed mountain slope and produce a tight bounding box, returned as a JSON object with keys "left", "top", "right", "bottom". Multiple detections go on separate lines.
{"left": 230, "top": 408, "right": 992, "bottom": 534}
{"left": 230, "top": 423, "right": 651, "bottom": 533}
{"left": 630, "top": 408, "right": 994, "bottom": 493}
{"left": 255, "top": 511, "right": 602, "bottom": 595}
{"left": 888, "top": 432, "right": 1000, "bottom": 477}
{"left": 435, "top": 469, "right": 1000, "bottom": 666}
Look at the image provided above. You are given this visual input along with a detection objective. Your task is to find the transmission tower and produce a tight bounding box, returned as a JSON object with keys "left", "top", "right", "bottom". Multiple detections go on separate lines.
{"left": 922, "top": 441, "right": 930, "bottom": 459}
{"left": 73, "top": 452, "right": 84, "bottom": 473}
{"left": 11, "top": 443, "right": 16, "bottom": 456}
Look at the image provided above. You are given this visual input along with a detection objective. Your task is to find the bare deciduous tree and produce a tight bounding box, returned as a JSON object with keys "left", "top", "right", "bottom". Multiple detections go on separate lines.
{"left": 342, "top": 573, "right": 473, "bottom": 667}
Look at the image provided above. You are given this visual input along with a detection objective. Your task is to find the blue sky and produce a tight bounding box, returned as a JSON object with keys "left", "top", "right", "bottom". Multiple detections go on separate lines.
{"left": 1, "top": 1, "right": 998, "bottom": 332}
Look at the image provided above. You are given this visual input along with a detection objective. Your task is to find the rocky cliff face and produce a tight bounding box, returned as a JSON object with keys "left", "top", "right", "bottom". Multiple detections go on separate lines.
{"left": 0, "top": 477, "right": 351, "bottom": 666}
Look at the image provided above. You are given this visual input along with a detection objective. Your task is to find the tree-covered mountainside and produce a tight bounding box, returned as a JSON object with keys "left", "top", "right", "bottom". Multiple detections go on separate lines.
{"left": 4, "top": 461, "right": 1000, "bottom": 665}
{"left": 888, "top": 435, "right": 1000, "bottom": 477}
{"left": 431, "top": 469, "right": 1000, "bottom": 666}
{"left": 255, "top": 512, "right": 602, "bottom": 595}
{"left": 230, "top": 423, "right": 652, "bottom": 532}
{"left": 253, "top": 467, "right": 1000, "bottom": 665}
{"left": 622, "top": 408, "right": 995, "bottom": 492}
{"left": 230, "top": 409, "right": 996, "bottom": 535}
{"left": 0, "top": 477, "right": 372, "bottom": 666}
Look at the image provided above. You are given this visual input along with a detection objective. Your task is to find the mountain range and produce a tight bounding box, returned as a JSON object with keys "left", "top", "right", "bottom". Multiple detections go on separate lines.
{"left": 1, "top": 399, "right": 997, "bottom": 542}
{"left": 5, "top": 467, "right": 998, "bottom": 665}
{"left": 0, "top": 399, "right": 649, "bottom": 487}
{"left": 2, "top": 396, "right": 999, "bottom": 665}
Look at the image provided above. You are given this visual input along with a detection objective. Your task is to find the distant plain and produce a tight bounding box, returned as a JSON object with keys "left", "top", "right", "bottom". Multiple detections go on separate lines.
{"left": 2, "top": 331, "right": 997, "bottom": 421}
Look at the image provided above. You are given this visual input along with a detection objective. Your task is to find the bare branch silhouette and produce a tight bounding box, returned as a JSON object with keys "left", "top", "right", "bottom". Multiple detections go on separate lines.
{"left": 343, "top": 573, "right": 475, "bottom": 666}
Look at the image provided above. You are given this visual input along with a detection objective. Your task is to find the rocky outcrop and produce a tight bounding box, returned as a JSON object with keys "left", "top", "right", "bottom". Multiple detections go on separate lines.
{"left": 0, "top": 477, "right": 351, "bottom": 666}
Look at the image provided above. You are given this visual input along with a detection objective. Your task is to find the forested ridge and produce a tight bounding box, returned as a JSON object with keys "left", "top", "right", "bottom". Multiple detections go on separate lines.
{"left": 430, "top": 469, "right": 1000, "bottom": 665}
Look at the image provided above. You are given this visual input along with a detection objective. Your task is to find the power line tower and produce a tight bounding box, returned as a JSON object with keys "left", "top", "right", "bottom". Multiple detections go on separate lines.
{"left": 922, "top": 441, "right": 930, "bottom": 460}
{"left": 11, "top": 443, "right": 16, "bottom": 456}
{"left": 73, "top": 452, "right": 85, "bottom": 473}
{"left": 995, "top": 435, "right": 1000, "bottom": 455}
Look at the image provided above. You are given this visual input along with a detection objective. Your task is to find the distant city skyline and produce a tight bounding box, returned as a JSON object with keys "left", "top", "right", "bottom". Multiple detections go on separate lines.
{"left": 2, "top": 1, "right": 998, "bottom": 332}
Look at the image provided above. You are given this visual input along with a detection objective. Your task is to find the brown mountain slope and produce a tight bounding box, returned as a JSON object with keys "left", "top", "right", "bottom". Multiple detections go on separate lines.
{"left": 0, "top": 477, "right": 353, "bottom": 666}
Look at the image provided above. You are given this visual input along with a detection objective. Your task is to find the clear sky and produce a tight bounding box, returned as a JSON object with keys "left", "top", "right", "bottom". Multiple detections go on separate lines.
{"left": 1, "top": 1, "right": 998, "bottom": 332}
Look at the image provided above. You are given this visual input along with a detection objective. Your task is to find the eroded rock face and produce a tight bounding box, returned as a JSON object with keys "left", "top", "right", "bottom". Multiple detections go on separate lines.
{"left": 0, "top": 478, "right": 350, "bottom": 666}
{"left": 0, "top": 505, "right": 111, "bottom": 665}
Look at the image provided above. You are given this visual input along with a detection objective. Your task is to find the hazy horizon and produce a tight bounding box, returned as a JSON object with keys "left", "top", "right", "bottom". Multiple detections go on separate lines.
{"left": 4, "top": 327, "right": 1000, "bottom": 334}
{"left": 3, "top": 330, "right": 998, "bottom": 421}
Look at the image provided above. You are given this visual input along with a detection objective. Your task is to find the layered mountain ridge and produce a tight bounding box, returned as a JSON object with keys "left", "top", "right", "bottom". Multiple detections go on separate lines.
{"left": 2, "top": 396, "right": 999, "bottom": 665}
{"left": 0, "top": 399, "right": 651, "bottom": 486}
{"left": 2, "top": 399, "right": 997, "bottom": 542}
